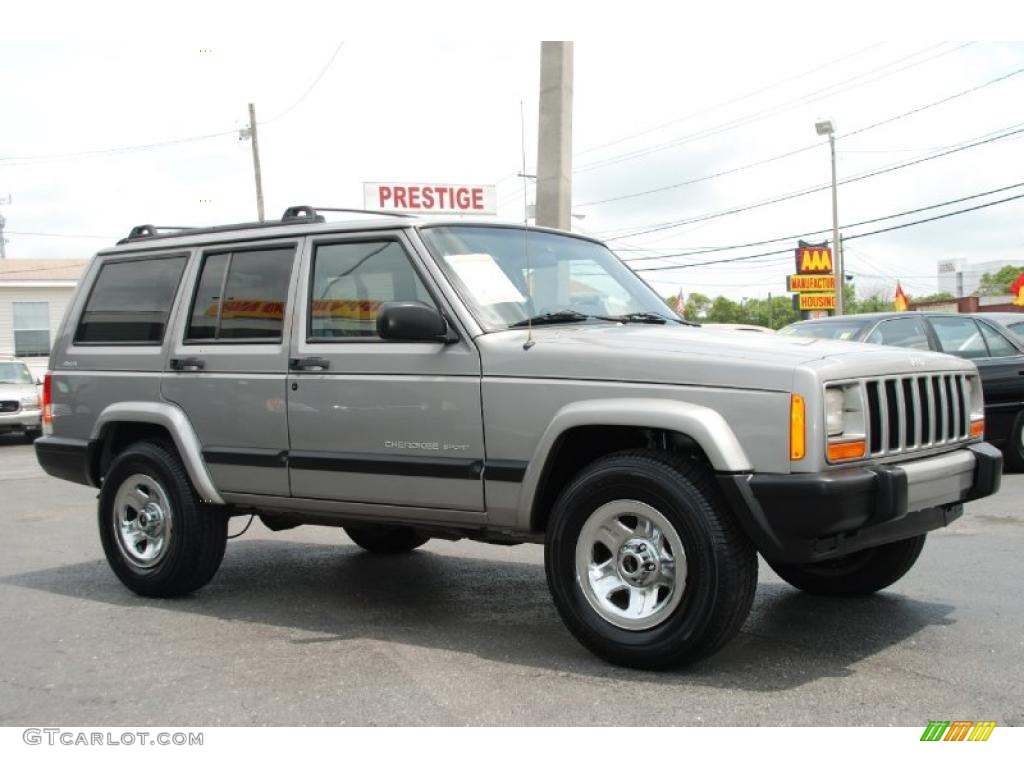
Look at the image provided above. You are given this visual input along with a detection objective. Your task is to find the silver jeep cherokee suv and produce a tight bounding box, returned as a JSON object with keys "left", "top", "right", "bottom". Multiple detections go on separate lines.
{"left": 35, "top": 206, "right": 1002, "bottom": 669}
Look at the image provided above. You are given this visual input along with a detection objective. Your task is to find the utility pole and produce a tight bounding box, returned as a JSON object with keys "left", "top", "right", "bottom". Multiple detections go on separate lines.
{"left": 240, "top": 103, "right": 266, "bottom": 222}
{"left": 0, "top": 194, "right": 11, "bottom": 259}
{"left": 535, "top": 42, "right": 573, "bottom": 230}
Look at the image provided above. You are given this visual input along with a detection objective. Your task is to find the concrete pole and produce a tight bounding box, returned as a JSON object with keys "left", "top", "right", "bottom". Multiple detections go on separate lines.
{"left": 248, "top": 103, "right": 266, "bottom": 223}
{"left": 535, "top": 42, "right": 573, "bottom": 230}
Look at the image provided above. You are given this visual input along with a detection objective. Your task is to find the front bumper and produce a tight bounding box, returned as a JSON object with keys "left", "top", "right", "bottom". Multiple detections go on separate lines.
{"left": 0, "top": 407, "right": 41, "bottom": 431}
{"left": 718, "top": 442, "right": 1002, "bottom": 564}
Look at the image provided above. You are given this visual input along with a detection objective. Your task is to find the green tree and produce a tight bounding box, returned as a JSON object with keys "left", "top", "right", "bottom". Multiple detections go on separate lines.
{"left": 977, "top": 265, "right": 1024, "bottom": 296}
{"left": 684, "top": 292, "right": 711, "bottom": 322}
{"left": 708, "top": 296, "right": 742, "bottom": 323}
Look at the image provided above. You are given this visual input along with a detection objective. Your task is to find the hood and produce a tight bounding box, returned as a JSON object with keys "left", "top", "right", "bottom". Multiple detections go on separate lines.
{"left": 475, "top": 323, "right": 973, "bottom": 391}
{"left": 0, "top": 382, "right": 39, "bottom": 402}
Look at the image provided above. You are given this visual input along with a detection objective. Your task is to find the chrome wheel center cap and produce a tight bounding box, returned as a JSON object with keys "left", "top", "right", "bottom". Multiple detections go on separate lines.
{"left": 139, "top": 503, "right": 165, "bottom": 533}
{"left": 618, "top": 538, "right": 659, "bottom": 586}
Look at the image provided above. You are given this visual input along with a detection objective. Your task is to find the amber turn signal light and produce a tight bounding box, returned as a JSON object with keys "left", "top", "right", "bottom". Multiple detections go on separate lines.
{"left": 970, "top": 418, "right": 985, "bottom": 438}
{"left": 790, "top": 394, "right": 805, "bottom": 461}
{"left": 827, "top": 439, "right": 867, "bottom": 462}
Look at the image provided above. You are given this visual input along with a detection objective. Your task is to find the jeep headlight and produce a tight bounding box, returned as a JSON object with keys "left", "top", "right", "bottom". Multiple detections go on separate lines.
{"left": 825, "top": 387, "right": 845, "bottom": 436}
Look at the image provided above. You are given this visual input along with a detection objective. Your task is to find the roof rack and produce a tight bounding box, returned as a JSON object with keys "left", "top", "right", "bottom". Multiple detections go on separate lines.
{"left": 118, "top": 205, "right": 413, "bottom": 244}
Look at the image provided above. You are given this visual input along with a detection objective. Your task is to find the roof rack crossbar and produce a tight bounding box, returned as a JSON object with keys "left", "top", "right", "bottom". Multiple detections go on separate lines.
{"left": 115, "top": 204, "right": 414, "bottom": 246}
{"left": 310, "top": 206, "right": 417, "bottom": 219}
{"left": 126, "top": 224, "right": 197, "bottom": 241}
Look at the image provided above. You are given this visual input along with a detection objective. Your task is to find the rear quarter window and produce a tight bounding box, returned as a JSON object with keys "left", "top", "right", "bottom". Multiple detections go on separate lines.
{"left": 75, "top": 255, "right": 187, "bottom": 344}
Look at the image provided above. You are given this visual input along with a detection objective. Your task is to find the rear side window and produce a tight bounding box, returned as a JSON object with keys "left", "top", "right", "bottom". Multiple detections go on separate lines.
{"left": 186, "top": 248, "right": 295, "bottom": 342}
{"left": 929, "top": 316, "right": 988, "bottom": 359}
{"left": 978, "top": 321, "right": 1018, "bottom": 357}
{"left": 75, "top": 255, "right": 187, "bottom": 344}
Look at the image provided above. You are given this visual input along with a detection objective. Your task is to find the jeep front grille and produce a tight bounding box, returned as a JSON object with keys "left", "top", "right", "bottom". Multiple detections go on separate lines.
{"left": 0, "top": 400, "right": 20, "bottom": 413}
{"left": 864, "top": 373, "right": 971, "bottom": 456}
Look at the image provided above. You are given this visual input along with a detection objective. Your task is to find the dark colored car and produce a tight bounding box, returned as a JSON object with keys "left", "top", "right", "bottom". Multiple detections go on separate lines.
{"left": 780, "top": 312, "right": 1024, "bottom": 469}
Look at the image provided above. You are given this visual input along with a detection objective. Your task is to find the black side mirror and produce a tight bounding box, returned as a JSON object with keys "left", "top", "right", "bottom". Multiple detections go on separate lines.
{"left": 377, "top": 301, "right": 455, "bottom": 343}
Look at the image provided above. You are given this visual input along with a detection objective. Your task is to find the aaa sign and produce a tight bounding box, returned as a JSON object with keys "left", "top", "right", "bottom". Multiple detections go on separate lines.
{"left": 795, "top": 245, "right": 833, "bottom": 274}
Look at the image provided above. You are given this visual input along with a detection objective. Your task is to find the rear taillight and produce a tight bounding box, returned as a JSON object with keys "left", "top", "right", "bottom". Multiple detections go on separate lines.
{"left": 42, "top": 372, "right": 53, "bottom": 435}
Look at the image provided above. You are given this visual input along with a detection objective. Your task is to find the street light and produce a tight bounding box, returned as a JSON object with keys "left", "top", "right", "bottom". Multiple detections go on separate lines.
{"left": 815, "top": 119, "right": 843, "bottom": 315}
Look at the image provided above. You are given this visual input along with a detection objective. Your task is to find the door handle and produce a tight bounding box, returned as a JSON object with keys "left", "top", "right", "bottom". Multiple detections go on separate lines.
{"left": 289, "top": 357, "right": 330, "bottom": 371}
{"left": 170, "top": 357, "right": 205, "bottom": 371}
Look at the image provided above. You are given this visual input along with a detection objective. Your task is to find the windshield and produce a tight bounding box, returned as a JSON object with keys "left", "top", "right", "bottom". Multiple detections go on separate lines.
{"left": 779, "top": 320, "right": 869, "bottom": 341}
{"left": 419, "top": 226, "right": 678, "bottom": 330}
{"left": 0, "top": 362, "right": 33, "bottom": 385}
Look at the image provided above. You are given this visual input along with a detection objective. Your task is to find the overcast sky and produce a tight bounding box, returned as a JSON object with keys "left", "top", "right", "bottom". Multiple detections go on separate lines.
{"left": 2, "top": 5, "right": 1023, "bottom": 302}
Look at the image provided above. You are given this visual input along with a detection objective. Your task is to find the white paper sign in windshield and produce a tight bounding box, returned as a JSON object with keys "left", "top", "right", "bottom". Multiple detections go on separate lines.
{"left": 444, "top": 253, "right": 526, "bottom": 306}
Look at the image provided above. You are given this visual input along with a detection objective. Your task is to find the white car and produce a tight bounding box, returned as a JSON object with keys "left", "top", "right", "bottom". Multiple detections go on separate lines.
{"left": 0, "top": 357, "right": 42, "bottom": 442}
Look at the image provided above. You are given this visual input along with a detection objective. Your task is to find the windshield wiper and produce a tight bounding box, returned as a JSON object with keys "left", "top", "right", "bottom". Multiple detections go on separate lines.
{"left": 509, "top": 309, "right": 593, "bottom": 328}
{"left": 599, "top": 311, "right": 699, "bottom": 325}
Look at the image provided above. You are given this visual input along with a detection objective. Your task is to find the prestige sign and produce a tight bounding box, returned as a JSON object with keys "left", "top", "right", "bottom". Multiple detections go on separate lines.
{"left": 364, "top": 182, "right": 497, "bottom": 215}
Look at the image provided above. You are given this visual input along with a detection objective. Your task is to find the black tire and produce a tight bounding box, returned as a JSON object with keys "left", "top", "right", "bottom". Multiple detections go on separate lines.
{"left": 22, "top": 429, "right": 40, "bottom": 444}
{"left": 1004, "top": 411, "right": 1024, "bottom": 472}
{"left": 344, "top": 524, "right": 430, "bottom": 554}
{"left": 544, "top": 449, "right": 758, "bottom": 670}
{"left": 98, "top": 440, "right": 227, "bottom": 597}
{"left": 769, "top": 534, "right": 926, "bottom": 597}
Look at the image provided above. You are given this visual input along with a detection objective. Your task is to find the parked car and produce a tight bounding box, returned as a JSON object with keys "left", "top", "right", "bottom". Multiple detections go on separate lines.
{"left": 780, "top": 312, "right": 1024, "bottom": 470}
{"left": 0, "top": 356, "right": 42, "bottom": 442}
{"left": 34, "top": 208, "right": 1002, "bottom": 669}
{"left": 700, "top": 323, "right": 775, "bottom": 333}
{"left": 978, "top": 311, "right": 1024, "bottom": 341}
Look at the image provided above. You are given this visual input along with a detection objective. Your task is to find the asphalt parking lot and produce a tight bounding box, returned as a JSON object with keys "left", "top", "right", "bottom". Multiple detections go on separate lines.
{"left": 1, "top": 435, "right": 1021, "bottom": 726}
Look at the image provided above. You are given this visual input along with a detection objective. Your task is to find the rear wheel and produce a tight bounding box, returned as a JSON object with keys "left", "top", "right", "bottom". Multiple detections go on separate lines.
{"left": 544, "top": 450, "right": 757, "bottom": 669}
{"left": 344, "top": 524, "right": 430, "bottom": 554}
{"left": 98, "top": 440, "right": 227, "bottom": 597}
{"left": 769, "top": 534, "right": 926, "bottom": 597}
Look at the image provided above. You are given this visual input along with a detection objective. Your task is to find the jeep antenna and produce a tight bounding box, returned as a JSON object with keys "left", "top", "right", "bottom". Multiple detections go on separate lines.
{"left": 520, "top": 100, "right": 534, "bottom": 350}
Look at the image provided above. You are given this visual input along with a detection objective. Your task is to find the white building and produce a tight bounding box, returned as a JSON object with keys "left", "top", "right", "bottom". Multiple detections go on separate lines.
{"left": 0, "top": 259, "right": 89, "bottom": 378}
{"left": 937, "top": 258, "right": 1021, "bottom": 297}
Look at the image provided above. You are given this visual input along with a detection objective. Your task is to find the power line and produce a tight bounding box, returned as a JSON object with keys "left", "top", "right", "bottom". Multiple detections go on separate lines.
{"left": 617, "top": 180, "right": 1024, "bottom": 264}
{"left": 577, "top": 65, "right": 1024, "bottom": 208}
{"left": 631, "top": 191, "right": 1024, "bottom": 272}
{"left": 573, "top": 43, "right": 883, "bottom": 158}
{"left": 0, "top": 42, "right": 345, "bottom": 165}
{"left": 4, "top": 230, "right": 113, "bottom": 239}
{"left": 603, "top": 123, "right": 1024, "bottom": 241}
{"left": 260, "top": 42, "right": 345, "bottom": 124}
{"left": 574, "top": 43, "right": 969, "bottom": 174}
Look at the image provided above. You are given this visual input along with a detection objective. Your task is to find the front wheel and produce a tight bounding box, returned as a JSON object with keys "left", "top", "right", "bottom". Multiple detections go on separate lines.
{"left": 545, "top": 450, "right": 758, "bottom": 670}
{"left": 768, "top": 534, "right": 926, "bottom": 597}
{"left": 98, "top": 440, "right": 227, "bottom": 597}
